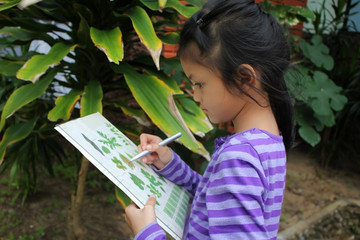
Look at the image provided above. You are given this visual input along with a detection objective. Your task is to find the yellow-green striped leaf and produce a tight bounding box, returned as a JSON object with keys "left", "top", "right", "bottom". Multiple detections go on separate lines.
{"left": 0, "top": 117, "right": 37, "bottom": 164}
{"left": 48, "top": 90, "right": 82, "bottom": 122}
{"left": 114, "top": 102, "right": 152, "bottom": 127}
{"left": 159, "top": 0, "right": 167, "bottom": 9}
{"left": 80, "top": 80, "right": 103, "bottom": 117}
{"left": 90, "top": 27, "right": 123, "bottom": 64}
{"left": 0, "top": 68, "right": 57, "bottom": 132}
{"left": 139, "top": 0, "right": 159, "bottom": 11}
{"left": 175, "top": 95, "right": 213, "bottom": 137}
{"left": 144, "top": 68, "right": 182, "bottom": 94}
{"left": 113, "top": 63, "right": 210, "bottom": 160}
{"left": 0, "top": 59, "right": 25, "bottom": 76}
{"left": 0, "top": 0, "right": 21, "bottom": 11}
{"left": 16, "top": 42, "right": 76, "bottom": 82}
{"left": 166, "top": 0, "right": 198, "bottom": 18}
{"left": 126, "top": 6, "right": 162, "bottom": 70}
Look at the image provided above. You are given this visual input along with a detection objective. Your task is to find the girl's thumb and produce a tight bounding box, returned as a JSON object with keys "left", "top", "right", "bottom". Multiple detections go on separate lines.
{"left": 145, "top": 195, "right": 157, "bottom": 207}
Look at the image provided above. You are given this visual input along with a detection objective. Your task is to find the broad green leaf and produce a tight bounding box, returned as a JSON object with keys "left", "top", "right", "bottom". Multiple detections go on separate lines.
{"left": 80, "top": 80, "right": 103, "bottom": 117}
{"left": 291, "top": 6, "right": 315, "bottom": 21}
{"left": 310, "top": 71, "right": 347, "bottom": 115}
{"left": 17, "top": 42, "right": 76, "bottom": 82}
{"left": 48, "top": 90, "right": 82, "bottom": 121}
{"left": 114, "top": 102, "right": 152, "bottom": 127}
{"left": 0, "top": 117, "right": 37, "bottom": 163}
{"left": 0, "top": 0, "right": 21, "bottom": 11}
{"left": 144, "top": 67, "right": 182, "bottom": 94}
{"left": 112, "top": 63, "right": 210, "bottom": 160}
{"left": 186, "top": 0, "right": 206, "bottom": 7}
{"left": 166, "top": 0, "right": 198, "bottom": 18}
{"left": 126, "top": 6, "right": 162, "bottom": 70}
{"left": 0, "top": 68, "right": 57, "bottom": 132}
{"left": 159, "top": 0, "right": 167, "bottom": 10}
{"left": 90, "top": 27, "right": 123, "bottom": 64}
{"left": 175, "top": 95, "right": 212, "bottom": 137}
{"left": 140, "top": 0, "right": 159, "bottom": 11}
{"left": 17, "top": 0, "right": 41, "bottom": 9}
{"left": 158, "top": 32, "right": 179, "bottom": 45}
{"left": 298, "top": 125, "right": 320, "bottom": 147}
{"left": 0, "top": 27, "right": 38, "bottom": 41}
{"left": 314, "top": 113, "right": 335, "bottom": 128}
{"left": 300, "top": 35, "right": 334, "bottom": 71}
{"left": 77, "top": 13, "right": 91, "bottom": 47}
{"left": 0, "top": 59, "right": 25, "bottom": 76}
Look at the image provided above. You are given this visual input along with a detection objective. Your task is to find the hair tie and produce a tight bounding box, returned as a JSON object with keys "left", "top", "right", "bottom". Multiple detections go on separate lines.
{"left": 196, "top": 18, "right": 204, "bottom": 26}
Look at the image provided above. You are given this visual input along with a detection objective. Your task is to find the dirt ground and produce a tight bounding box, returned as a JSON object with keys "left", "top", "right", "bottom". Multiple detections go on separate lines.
{"left": 1, "top": 148, "right": 360, "bottom": 240}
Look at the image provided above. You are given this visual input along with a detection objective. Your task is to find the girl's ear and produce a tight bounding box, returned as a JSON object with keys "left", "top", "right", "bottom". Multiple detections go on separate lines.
{"left": 236, "top": 64, "right": 260, "bottom": 88}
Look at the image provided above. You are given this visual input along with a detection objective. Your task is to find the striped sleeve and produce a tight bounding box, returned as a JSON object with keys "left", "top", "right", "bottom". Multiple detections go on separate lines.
{"left": 206, "top": 144, "right": 270, "bottom": 240}
{"left": 155, "top": 151, "right": 201, "bottom": 197}
{"left": 134, "top": 222, "right": 166, "bottom": 240}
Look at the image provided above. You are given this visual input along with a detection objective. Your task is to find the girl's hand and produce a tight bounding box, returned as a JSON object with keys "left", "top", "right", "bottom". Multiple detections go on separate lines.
{"left": 125, "top": 195, "right": 157, "bottom": 236}
{"left": 138, "top": 133, "right": 173, "bottom": 170}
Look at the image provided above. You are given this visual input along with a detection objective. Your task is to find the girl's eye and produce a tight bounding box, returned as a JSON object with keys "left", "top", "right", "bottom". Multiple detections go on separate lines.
{"left": 192, "top": 82, "right": 203, "bottom": 89}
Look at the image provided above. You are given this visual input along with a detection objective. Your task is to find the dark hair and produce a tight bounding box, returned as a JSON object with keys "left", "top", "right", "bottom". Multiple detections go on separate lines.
{"left": 178, "top": 0, "right": 295, "bottom": 150}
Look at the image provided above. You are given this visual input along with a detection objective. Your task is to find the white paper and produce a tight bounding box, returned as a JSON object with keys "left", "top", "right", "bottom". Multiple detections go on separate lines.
{"left": 55, "top": 112, "right": 190, "bottom": 240}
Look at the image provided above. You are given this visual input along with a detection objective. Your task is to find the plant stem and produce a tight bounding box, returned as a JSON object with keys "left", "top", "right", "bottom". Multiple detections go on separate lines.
{"left": 67, "top": 156, "right": 89, "bottom": 240}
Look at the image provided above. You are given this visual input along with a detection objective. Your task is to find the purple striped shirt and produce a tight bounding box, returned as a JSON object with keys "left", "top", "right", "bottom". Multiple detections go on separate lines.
{"left": 135, "top": 128, "right": 286, "bottom": 240}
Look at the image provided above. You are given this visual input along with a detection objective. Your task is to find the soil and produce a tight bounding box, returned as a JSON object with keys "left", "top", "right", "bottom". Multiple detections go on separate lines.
{"left": 1, "top": 148, "right": 360, "bottom": 240}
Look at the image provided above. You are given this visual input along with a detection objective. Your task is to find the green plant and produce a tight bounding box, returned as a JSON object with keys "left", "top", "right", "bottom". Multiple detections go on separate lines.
{"left": 307, "top": 0, "right": 360, "bottom": 170}
{"left": 0, "top": 0, "right": 212, "bottom": 238}
{"left": 260, "top": 0, "right": 348, "bottom": 147}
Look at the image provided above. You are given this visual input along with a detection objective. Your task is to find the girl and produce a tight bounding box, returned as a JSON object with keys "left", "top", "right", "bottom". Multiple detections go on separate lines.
{"left": 125, "top": 0, "right": 294, "bottom": 239}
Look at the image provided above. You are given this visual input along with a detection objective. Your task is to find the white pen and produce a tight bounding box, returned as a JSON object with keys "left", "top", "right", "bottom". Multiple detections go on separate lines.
{"left": 130, "top": 132, "right": 182, "bottom": 162}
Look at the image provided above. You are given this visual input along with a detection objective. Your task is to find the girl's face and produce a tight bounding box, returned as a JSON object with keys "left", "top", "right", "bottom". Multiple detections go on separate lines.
{"left": 180, "top": 57, "right": 247, "bottom": 124}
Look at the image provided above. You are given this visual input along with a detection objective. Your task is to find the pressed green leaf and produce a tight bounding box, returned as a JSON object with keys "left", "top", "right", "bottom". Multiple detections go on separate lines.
{"left": 0, "top": 117, "right": 37, "bottom": 163}
{"left": 0, "top": 68, "right": 57, "bottom": 132}
{"left": 80, "top": 80, "right": 103, "bottom": 117}
{"left": 165, "top": 0, "right": 198, "bottom": 18}
{"left": 0, "top": 0, "right": 21, "bottom": 11}
{"left": 126, "top": 6, "right": 162, "bottom": 70}
{"left": 0, "top": 59, "right": 25, "bottom": 76}
{"left": 112, "top": 63, "right": 210, "bottom": 160}
{"left": 16, "top": 42, "right": 76, "bottom": 82}
{"left": 115, "top": 187, "right": 132, "bottom": 209}
{"left": 48, "top": 90, "right": 82, "bottom": 121}
{"left": 90, "top": 27, "right": 123, "bottom": 64}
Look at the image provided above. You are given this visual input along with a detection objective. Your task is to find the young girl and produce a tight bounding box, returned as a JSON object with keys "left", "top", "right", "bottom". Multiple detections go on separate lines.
{"left": 125, "top": 0, "right": 294, "bottom": 239}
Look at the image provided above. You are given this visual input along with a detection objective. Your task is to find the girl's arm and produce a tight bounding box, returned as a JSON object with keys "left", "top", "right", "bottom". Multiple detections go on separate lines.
{"left": 155, "top": 151, "right": 202, "bottom": 196}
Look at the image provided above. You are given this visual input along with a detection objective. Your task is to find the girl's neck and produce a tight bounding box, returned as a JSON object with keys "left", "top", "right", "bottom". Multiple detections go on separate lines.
{"left": 232, "top": 101, "right": 279, "bottom": 136}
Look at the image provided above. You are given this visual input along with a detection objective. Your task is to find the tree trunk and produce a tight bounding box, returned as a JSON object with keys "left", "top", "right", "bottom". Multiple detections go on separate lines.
{"left": 67, "top": 156, "right": 89, "bottom": 240}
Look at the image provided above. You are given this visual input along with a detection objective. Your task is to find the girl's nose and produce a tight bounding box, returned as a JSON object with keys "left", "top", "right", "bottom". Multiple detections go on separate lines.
{"left": 192, "top": 89, "right": 201, "bottom": 103}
